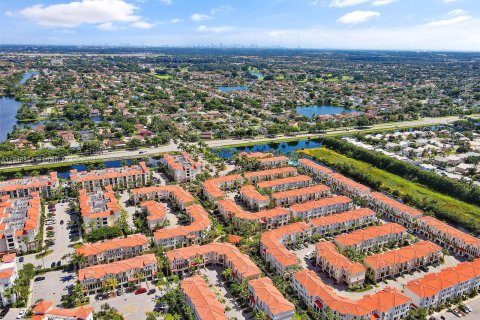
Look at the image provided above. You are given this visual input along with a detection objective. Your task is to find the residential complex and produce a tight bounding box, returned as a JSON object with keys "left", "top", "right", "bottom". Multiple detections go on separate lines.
{"left": 79, "top": 186, "right": 121, "bottom": 233}
{"left": 162, "top": 151, "right": 201, "bottom": 182}
{"left": 180, "top": 275, "right": 227, "bottom": 320}
{"left": 32, "top": 300, "right": 94, "bottom": 320}
{"left": 140, "top": 200, "right": 167, "bottom": 230}
{"left": 257, "top": 175, "right": 312, "bottom": 192}
{"left": 310, "top": 208, "right": 377, "bottom": 236}
{"left": 248, "top": 277, "right": 295, "bottom": 320}
{"left": 368, "top": 192, "right": 423, "bottom": 229}
{"left": 272, "top": 184, "right": 330, "bottom": 206}
{"left": 289, "top": 196, "right": 352, "bottom": 220}
{"left": 245, "top": 167, "right": 297, "bottom": 183}
{"left": 0, "top": 172, "right": 58, "bottom": 198}
{"left": 131, "top": 185, "right": 195, "bottom": 210}
{"left": 0, "top": 254, "right": 17, "bottom": 307}
{"left": 202, "top": 174, "right": 243, "bottom": 201}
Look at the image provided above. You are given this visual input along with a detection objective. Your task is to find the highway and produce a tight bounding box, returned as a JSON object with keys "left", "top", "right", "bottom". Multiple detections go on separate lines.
{"left": 0, "top": 115, "right": 475, "bottom": 171}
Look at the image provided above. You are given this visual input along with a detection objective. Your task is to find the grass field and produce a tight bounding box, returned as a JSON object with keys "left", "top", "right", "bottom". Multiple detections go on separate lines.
{"left": 301, "top": 148, "right": 480, "bottom": 231}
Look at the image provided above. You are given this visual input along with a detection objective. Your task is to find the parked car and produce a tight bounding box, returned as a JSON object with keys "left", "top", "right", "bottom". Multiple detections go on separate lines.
{"left": 135, "top": 287, "right": 147, "bottom": 294}
{"left": 34, "top": 276, "right": 45, "bottom": 282}
{"left": 147, "top": 288, "right": 156, "bottom": 295}
{"left": 18, "top": 257, "right": 24, "bottom": 263}
{"left": 0, "top": 307, "right": 9, "bottom": 319}
{"left": 46, "top": 226, "right": 54, "bottom": 231}
{"left": 451, "top": 308, "right": 462, "bottom": 317}
{"left": 16, "top": 310, "right": 26, "bottom": 319}
{"left": 60, "top": 220, "right": 64, "bottom": 225}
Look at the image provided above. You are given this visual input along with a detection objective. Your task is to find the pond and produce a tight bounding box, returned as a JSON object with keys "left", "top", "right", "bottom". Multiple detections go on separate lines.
{"left": 296, "top": 105, "right": 360, "bottom": 118}
{"left": 0, "top": 97, "right": 22, "bottom": 142}
{"left": 216, "top": 138, "right": 323, "bottom": 158}
{"left": 218, "top": 86, "right": 249, "bottom": 92}
{"left": 19, "top": 71, "right": 39, "bottom": 85}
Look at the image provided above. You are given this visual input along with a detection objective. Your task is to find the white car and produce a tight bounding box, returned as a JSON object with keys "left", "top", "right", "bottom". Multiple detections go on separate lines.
{"left": 16, "top": 310, "right": 26, "bottom": 319}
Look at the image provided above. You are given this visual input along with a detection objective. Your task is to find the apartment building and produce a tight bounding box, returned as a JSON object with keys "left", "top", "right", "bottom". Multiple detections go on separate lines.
{"left": 202, "top": 174, "right": 243, "bottom": 201}
{"left": 70, "top": 162, "right": 150, "bottom": 191}
{"left": 293, "top": 269, "right": 411, "bottom": 320}
{"left": 315, "top": 242, "right": 366, "bottom": 286}
{"left": 309, "top": 208, "right": 377, "bottom": 237}
{"left": 298, "top": 158, "right": 333, "bottom": 179}
{"left": 154, "top": 204, "right": 211, "bottom": 249}
{"left": 140, "top": 200, "right": 167, "bottom": 230}
{"left": 0, "top": 193, "right": 41, "bottom": 253}
{"left": 217, "top": 199, "right": 290, "bottom": 229}
{"left": 258, "top": 155, "right": 289, "bottom": 168}
{"left": 364, "top": 240, "right": 442, "bottom": 282}
{"left": 75, "top": 234, "right": 149, "bottom": 267}
{"left": 289, "top": 196, "right": 352, "bottom": 220}
{"left": 32, "top": 300, "right": 94, "bottom": 320}
{"left": 181, "top": 275, "right": 227, "bottom": 320}
{"left": 403, "top": 258, "right": 480, "bottom": 310}
{"left": 417, "top": 216, "right": 480, "bottom": 258}
{"left": 0, "top": 172, "right": 58, "bottom": 198}
{"left": 245, "top": 167, "right": 297, "bottom": 183}
{"left": 162, "top": 151, "right": 201, "bottom": 182}
{"left": 0, "top": 254, "right": 17, "bottom": 307}
{"left": 238, "top": 152, "right": 274, "bottom": 159}
{"left": 239, "top": 185, "right": 270, "bottom": 210}
{"left": 324, "top": 173, "right": 371, "bottom": 198}
{"left": 131, "top": 185, "right": 194, "bottom": 210}
{"left": 260, "top": 222, "right": 311, "bottom": 275}
{"left": 79, "top": 186, "right": 121, "bottom": 233}
{"left": 368, "top": 192, "right": 423, "bottom": 229}
{"left": 78, "top": 254, "right": 158, "bottom": 294}
{"left": 248, "top": 277, "right": 295, "bottom": 320}
{"left": 166, "top": 243, "right": 262, "bottom": 283}
{"left": 272, "top": 184, "right": 330, "bottom": 206}
{"left": 257, "top": 175, "right": 312, "bottom": 192}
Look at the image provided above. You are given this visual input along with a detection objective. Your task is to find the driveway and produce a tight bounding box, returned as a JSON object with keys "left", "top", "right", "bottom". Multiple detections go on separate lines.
{"left": 30, "top": 269, "right": 76, "bottom": 306}
{"left": 89, "top": 290, "right": 156, "bottom": 320}
{"left": 433, "top": 295, "right": 480, "bottom": 320}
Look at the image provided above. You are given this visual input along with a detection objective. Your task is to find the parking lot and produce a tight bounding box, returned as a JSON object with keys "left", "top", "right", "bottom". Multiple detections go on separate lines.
{"left": 432, "top": 296, "right": 480, "bottom": 320}
{"left": 30, "top": 269, "right": 77, "bottom": 305}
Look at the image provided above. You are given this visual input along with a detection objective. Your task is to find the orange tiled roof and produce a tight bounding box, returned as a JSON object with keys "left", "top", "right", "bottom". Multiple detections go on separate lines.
{"left": 244, "top": 166, "right": 297, "bottom": 180}
{"left": 76, "top": 234, "right": 148, "bottom": 257}
{"left": 181, "top": 275, "right": 227, "bottom": 320}
{"left": 258, "top": 155, "right": 289, "bottom": 164}
{"left": 238, "top": 152, "right": 274, "bottom": 159}
{"left": 154, "top": 204, "right": 211, "bottom": 241}
{"left": 0, "top": 172, "right": 58, "bottom": 193}
{"left": 334, "top": 222, "right": 406, "bottom": 247}
{"left": 33, "top": 300, "right": 94, "bottom": 320}
{"left": 272, "top": 184, "right": 330, "bottom": 200}
{"left": 310, "top": 208, "right": 376, "bottom": 227}
{"left": 78, "top": 254, "right": 157, "bottom": 280}
{"left": 140, "top": 200, "right": 167, "bottom": 222}
{"left": 419, "top": 216, "right": 480, "bottom": 247}
{"left": 202, "top": 174, "right": 243, "bottom": 199}
{"left": 329, "top": 173, "right": 371, "bottom": 192}
{"left": 132, "top": 185, "right": 195, "bottom": 205}
{"left": 70, "top": 162, "right": 149, "bottom": 183}
{"left": 249, "top": 277, "right": 295, "bottom": 315}
{"left": 78, "top": 186, "right": 120, "bottom": 220}
{"left": 405, "top": 258, "right": 480, "bottom": 298}
{"left": 257, "top": 175, "right": 312, "bottom": 189}
{"left": 316, "top": 242, "right": 366, "bottom": 274}
{"left": 370, "top": 192, "right": 423, "bottom": 219}
{"left": 289, "top": 196, "right": 352, "bottom": 213}
{"left": 217, "top": 199, "right": 289, "bottom": 222}
{"left": 298, "top": 158, "right": 333, "bottom": 174}
{"left": 240, "top": 185, "right": 269, "bottom": 202}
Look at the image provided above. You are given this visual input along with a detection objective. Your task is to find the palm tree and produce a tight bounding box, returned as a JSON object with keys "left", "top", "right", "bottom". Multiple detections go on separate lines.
{"left": 70, "top": 253, "right": 87, "bottom": 270}
{"left": 104, "top": 277, "right": 118, "bottom": 296}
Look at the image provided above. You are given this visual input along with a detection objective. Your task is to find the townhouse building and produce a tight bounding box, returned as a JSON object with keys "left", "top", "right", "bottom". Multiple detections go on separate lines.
{"left": 78, "top": 254, "right": 158, "bottom": 294}
{"left": 181, "top": 275, "right": 227, "bottom": 320}
{"left": 217, "top": 199, "right": 290, "bottom": 229}
{"left": 403, "top": 258, "right": 480, "bottom": 310}
{"left": 298, "top": 158, "right": 333, "bottom": 179}
{"left": 245, "top": 167, "right": 297, "bottom": 183}
{"left": 257, "top": 175, "right": 312, "bottom": 192}
{"left": 131, "top": 185, "right": 194, "bottom": 212}
{"left": 323, "top": 173, "right": 371, "bottom": 198}
{"left": 238, "top": 152, "right": 274, "bottom": 159}
{"left": 239, "top": 185, "right": 270, "bottom": 210}
{"left": 75, "top": 234, "right": 149, "bottom": 267}
{"left": 364, "top": 240, "right": 443, "bottom": 282}
{"left": 0, "top": 172, "right": 58, "bottom": 198}
{"left": 32, "top": 300, "right": 94, "bottom": 320}
{"left": 289, "top": 196, "right": 353, "bottom": 220}
{"left": 293, "top": 269, "right": 411, "bottom": 320}
{"left": 248, "top": 277, "right": 295, "bottom": 320}
{"left": 0, "top": 254, "right": 17, "bottom": 307}
{"left": 309, "top": 208, "right": 377, "bottom": 237}
{"left": 260, "top": 222, "right": 311, "bottom": 275}
{"left": 140, "top": 200, "right": 167, "bottom": 230}
{"left": 166, "top": 243, "right": 262, "bottom": 283}
{"left": 258, "top": 155, "right": 289, "bottom": 168}
{"left": 79, "top": 186, "right": 121, "bottom": 233}
{"left": 315, "top": 242, "right": 366, "bottom": 286}
{"left": 368, "top": 192, "right": 423, "bottom": 230}
{"left": 161, "top": 151, "right": 201, "bottom": 182}
{"left": 334, "top": 223, "right": 407, "bottom": 253}
{"left": 417, "top": 216, "right": 480, "bottom": 258}
{"left": 0, "top": 192, "right": 41, "bottom": 253}
{"left": 154, "top": 204, "right": 211, "bottom": 249}
{"left": 70, "top": 162, "right": 150, "bottom": 191}
{"left": 272, "top": 184, "right": 330, "bottom": 206}
{"left": 202, "top": 174, "right": 243, "bottom": 201}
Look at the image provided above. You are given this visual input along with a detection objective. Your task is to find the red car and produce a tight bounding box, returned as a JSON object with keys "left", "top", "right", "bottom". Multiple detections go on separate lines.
{"left": 135, "top": 288, "right": 147, "bottom": 295}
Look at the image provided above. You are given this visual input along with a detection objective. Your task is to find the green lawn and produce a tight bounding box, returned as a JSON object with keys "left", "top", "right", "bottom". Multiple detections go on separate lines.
{"left": 301, "top": 148, "right": 480, "bottom": 232}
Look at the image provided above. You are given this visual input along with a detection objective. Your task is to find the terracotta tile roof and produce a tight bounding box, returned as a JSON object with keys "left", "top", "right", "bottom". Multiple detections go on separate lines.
{"left": 154, "top": 204, "right": 211, "bottom": 241}
{"left": 76, "top": 234, "right": 148, "bottom": 258}
{"left": 181, "top": 275, "right": 227, "bottom": 320}
{"left": 257, "top": 175, "right": 312, "bottom": 189}
{"left": 310, "top": 208, "right": 376, "bottom": 227}
{"left": 298, "top": 158, "right": 333, "bottom": 175}
{"left": 405, "top": 258, "right": 480, "bottom": 298}
{"left": 202, "top": 174, "right": 243, "bottom": 199}
{"left": 419, "top": 216, "right": 480, "bottom": 247}
{"left": 244, "top": 166, "right": 297, "bottom": 181}
{"left": 238, "top": 152, "right": 274, "bottom": 159}
{"left": 364, "top": 240, "right": 442, "bottom": 270}
{"left": 316, "top": 242, "right": 366, "bottom": 274}
{"left": 217, "top": 199, "right": 289, "bottom": 222}
{"left": 370, "top": 192, "right": 423, "bottom": 219}
{"left": 163, "top": 151, "right": 201, "bottom": 171}
{"left": 329, "top": 173, "right": 371, "bottom": 193}
{"left": 166, "top": 243, "right": 261, "bottom": 280}
{"left": 272, "top": 184, "right": 330, "bottom": 200}
{"left": 78, "top": 186, "right": 120, "bottom": 220}
{"left": 33, "top": 300, "right": 94, "bottom": 320}
{"left": 289, "top": 196, "right": 352, "bottom": 213}
{"left": 258, "top": 155, "right": 289, "bottom": 164}
{"left": 249, "top": 277, "right": 295, "bottom": 315}
{"left": 70, "top": 162, "right": 149, "bottom": 183}
{"left": 132, "top": 185, "right": 195, "bottom": 205}
{"left": 32, "top": 301, "right": 54, "bottom": 314}
{"left": 240, "top": 185, "right": 269, "bottom": 202}
{"left": 0, "top": 172, "right": 58, "bottom": 193}
{"left": 334, "top": 222, "right": 406, "bottom": 247}
{"left": 78, "top": 254, "right": 157, "bottom": 280}
{"left": 140, "top": 200, "right": 167, "bottom": 222}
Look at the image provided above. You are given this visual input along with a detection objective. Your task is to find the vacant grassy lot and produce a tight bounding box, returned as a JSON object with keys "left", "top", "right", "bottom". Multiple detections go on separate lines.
{"left": 301, "top": 148, "right": 480, "bottom": 233}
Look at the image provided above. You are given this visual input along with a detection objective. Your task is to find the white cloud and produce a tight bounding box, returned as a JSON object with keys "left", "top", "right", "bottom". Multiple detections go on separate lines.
{"left": 197, "top": 25, "right": 233, "bottom": 33}
{"left": 210, "top": 5, "right": 233, "bottom": 15}
{"left": 130, "top": 21, "right": 153, "bottom": 29}
{"left": 448, "top": 9, "right": 466, "bottom": 16}
{"left": 160, "top": 0, "right": 172, "bottom": 5}
{"left": 338, "top": 10, "right": 380, "bottom": 24}
{"left": 443, "top": 0, "right": 461, "bottom": 3}
{"left": 330, "top": 0, "right": 369, "bottom": 7}
{"left": 425, "top": 15, "right": 471, "bottom": 27}
{"left": 5, "top": 10, "right": 14, "bottom": 17}
{"left": 371, "top": 0, "right": 396, "bottom": 5}
{"left": 19, "top": 0, "right": 152, "bottom": 29}
{"left": 170, "top": 18, "right": 181, "bottom": 23}
{"left": 191, "top": 13, "right": 211, "bottom": 21}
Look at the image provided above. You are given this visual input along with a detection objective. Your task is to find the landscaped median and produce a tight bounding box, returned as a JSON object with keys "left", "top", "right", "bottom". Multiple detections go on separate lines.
{"left": 300, "top": 147, "right": 480, "bottom": 235}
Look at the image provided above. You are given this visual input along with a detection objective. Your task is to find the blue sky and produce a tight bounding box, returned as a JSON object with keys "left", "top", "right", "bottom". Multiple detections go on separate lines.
{"left": 1, "top": 0, "right": 479, "bottom": 50}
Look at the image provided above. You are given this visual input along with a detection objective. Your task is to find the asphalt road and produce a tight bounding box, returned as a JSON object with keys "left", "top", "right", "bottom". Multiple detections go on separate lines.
{"left": 1, "top": 115, "right": 476, "bottom": 171}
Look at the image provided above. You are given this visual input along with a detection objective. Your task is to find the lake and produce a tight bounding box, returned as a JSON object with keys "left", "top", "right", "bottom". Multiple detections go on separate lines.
{"left": 19, "top": 71, "right": 39, "bottom": 85}
{"left": 218, "top": 86, "right": 249, "bottom": 92}
{"left": 296, "top": 105, "right": 360, "bottom": 118}
{"left": 0, "top": 97, "right": 22, "bottom": 142}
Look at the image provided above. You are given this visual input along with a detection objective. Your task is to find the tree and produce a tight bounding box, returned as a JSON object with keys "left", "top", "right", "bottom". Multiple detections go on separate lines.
{"left": 127, "top": 138, "right": 141, "bottom": 150}
{"left": 103, "top": 277, "right": 118, "bottom": 295}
